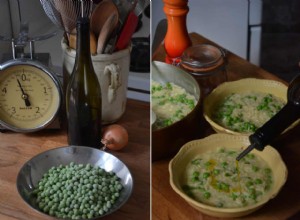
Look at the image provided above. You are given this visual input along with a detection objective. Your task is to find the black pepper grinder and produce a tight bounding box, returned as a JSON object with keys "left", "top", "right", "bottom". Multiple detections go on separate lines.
{"left": 237, "top": 75, "right": 300, "bottom": 160}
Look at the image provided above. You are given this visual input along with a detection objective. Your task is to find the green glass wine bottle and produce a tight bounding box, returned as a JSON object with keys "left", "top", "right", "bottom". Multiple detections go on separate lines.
{"left": 66, "top": 17, "right": 102, "bottom": 148}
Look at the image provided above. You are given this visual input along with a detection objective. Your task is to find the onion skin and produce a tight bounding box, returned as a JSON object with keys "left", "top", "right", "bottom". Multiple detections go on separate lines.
{"left": 102, "top": 124, "right": 128, "bottom": 150}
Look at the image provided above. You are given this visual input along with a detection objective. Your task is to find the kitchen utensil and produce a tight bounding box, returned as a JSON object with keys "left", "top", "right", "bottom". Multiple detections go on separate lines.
{"left": 17, "top": 145, "right": 133, "bottom": 219}
{"left": 152, "top": 19, "right": 167, "bottom": 53}
{"left": 61, "top": 38, "right": 131, "bottom": 124}
{"left": 163, "top": 0, "right": 191, "bottom": 63}
{"left": 114, "top": 11, "right": 138, "bottom": 51}
{"left": 133, "top": 0, "right": 150, "bottom": 17}
{"left": 40, "top": 0, "right": 64, "bottom": 30}
{"left": 113, "top": 0, "right": 136, "bottom": 27}
{"left": 53, "top": 0, "right": 77, "bottom": 33}
{"left": 91, "top": 0, "right": 119, "bottom": 37}
{"left": 97, "top": 13, "right": 119, "bottom": 54}
{"left": 40, "top": 0, "right": 93, "bottom": 33}
{"left": 237, "top": 75, "right": 300, "bottom": 160}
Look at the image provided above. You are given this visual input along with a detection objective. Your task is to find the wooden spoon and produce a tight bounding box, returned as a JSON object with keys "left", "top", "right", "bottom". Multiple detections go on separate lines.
{"left": 90, "top": 0, "right": 119, "bottom": 37}
{"left": 97, "top": 13, "right": 119, "bottom": 54}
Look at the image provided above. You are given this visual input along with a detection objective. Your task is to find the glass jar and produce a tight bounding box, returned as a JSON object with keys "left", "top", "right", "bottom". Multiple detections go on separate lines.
{"left": 179, "top": 44, "right": 227, "bottom": 97}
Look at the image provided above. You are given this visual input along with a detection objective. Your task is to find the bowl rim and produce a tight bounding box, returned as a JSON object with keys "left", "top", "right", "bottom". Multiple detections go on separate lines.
{"left": 169, "top": 134, "right": 288, "bottom": 215}
{"left": 16, "top": 145, "right": 134, "bottom": 220}
{"left": 203, "top": 78, "right": 289, "bottom": 135}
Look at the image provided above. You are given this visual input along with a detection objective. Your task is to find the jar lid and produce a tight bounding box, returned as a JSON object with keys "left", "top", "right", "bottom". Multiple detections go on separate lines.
{"left": 181, "top": 44, "right": 224, "bottom": 72}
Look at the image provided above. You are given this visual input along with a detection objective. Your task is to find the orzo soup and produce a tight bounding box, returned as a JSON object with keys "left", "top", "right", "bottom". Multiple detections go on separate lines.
{"left": 151, "top": 80, "right": 196, "bottom": 129}
{"left": 213, "top": 92, "right": 285, "bottom": 133}
{"left": 183, "top": 148, "right": 273, "bottom": 208}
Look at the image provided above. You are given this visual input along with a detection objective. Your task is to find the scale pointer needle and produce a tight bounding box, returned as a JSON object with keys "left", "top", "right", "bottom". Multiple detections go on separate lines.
{"left": 17, "top": 79, "right": 31, "bottom": 107}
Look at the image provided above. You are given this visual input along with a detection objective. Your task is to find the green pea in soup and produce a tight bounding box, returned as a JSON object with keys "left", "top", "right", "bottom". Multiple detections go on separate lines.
{"left": 213, "top": 92, "right": 285, "bottom": 133}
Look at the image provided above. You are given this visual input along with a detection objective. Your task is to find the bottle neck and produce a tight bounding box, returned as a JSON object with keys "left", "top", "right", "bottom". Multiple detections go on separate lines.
{"left": 75, "top": 17, "right": 91, "bottom": 63}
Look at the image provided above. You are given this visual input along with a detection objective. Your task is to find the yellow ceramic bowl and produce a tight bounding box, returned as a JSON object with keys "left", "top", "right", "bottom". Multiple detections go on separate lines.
{"left": 169, "top": 134, "right": 287, "bottom": 218}
{"left": 203, "top": 78, "right": 289, "bottom": 135}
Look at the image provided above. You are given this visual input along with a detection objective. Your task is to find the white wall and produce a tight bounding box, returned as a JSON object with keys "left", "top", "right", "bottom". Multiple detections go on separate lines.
{"left": 152, "top": 0, "right": 250, "bottom": 61}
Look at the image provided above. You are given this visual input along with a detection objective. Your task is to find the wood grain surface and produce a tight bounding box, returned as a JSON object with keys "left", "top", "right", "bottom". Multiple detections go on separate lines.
{"left": 152, "top": 33, "right": 300, "bottom": 220}
{"left": 0, "top": 99, "right": 150, "bottom": 220}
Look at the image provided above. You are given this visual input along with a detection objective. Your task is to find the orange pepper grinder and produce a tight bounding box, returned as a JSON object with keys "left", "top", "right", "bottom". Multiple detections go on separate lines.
{"left": 163, "top": 0, "right": 192, "bottom": 64}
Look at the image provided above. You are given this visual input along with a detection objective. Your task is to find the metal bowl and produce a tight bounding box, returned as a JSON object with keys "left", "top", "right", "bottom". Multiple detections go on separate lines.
{"left": 17, "top": 146, "right": 133, "bottom": 219}
{"left": 152, "top": 61, "right": 202, "bottom": 161}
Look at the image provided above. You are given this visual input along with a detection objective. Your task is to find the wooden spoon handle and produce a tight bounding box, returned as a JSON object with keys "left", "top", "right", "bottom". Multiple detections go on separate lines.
{"left": 97, "top": 14, "right": 118, "bottom": 54}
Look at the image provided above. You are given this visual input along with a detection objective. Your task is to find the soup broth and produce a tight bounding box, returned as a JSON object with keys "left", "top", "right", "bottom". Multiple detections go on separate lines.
{"left": 213, "top": 92, "right": 285, "bottom": 133}
{"left": 182, "top": 148, "right": 273, "bottom": 208}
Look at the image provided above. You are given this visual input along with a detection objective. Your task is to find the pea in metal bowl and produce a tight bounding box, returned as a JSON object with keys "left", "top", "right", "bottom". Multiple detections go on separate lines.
{"left": 17, "top": 146, "right": 133, "bottom": 219}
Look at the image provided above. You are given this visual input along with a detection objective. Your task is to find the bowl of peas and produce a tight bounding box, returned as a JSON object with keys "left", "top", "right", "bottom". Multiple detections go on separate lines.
{"left": 17, "top": 146, "right": 133, "bottom": 220}
{"left": 203, "top": 78, "right": 295, "bottom": 135}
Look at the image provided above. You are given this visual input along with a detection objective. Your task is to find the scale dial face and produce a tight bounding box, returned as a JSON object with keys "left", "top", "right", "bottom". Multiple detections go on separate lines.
{"left": 0, "top": 62, "right": 62, "bottom": 132}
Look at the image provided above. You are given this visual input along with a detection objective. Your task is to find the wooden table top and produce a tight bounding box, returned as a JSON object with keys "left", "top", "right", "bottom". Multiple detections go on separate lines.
{"left": 0, "top": 99, "right": 150, "bottom": 220}
{"left": 152, "top": 33, "right": 300, "bottom": 220}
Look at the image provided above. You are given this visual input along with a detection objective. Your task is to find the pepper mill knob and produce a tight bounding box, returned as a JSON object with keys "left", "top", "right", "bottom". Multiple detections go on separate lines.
{"left": 163, "top": 0, "right": 192, "bottom": 64}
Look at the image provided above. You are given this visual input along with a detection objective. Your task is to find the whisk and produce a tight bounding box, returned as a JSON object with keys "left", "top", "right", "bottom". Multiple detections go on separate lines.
{"left": 40, "top": 0, "right": 93, "bottom": 33}
{"left": 134, "top": 0, "right": 150, "bottom": 16}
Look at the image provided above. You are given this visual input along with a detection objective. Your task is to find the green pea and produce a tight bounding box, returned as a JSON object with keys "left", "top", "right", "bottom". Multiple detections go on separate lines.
{"left": 213, "top": 169, "right": 220, "bottom": 175}
{"left": 249, "top": 192, "right": 257, "bottom": 200}
{"left": 34, "top": 162, "right": 123, "bottom": 219}
{"left": 252, "top": 166, "right": 260, "bottom": 172}
{"left": 192, "top": 171, "right": 200, "bottom": 177}
{"left": 191, "top": 158, "right": 202, "bottom": 165}
{"left": 221, "top": 161, "right": 228, "bottom": 168}
{"left": 255, "top": 178, "right": 263, "bottom": 184}
{"left": 246, "top": 181, "right": 254, "bottom": 188}
{"left": 203, "top": 172, "right": 210, "bottom": 179}
{"left": 203, "top": 191, "right": 211, "bottom": 199}
{"left": 204, "top": 161, "right": 212, "bottom": 167}
{"left": 230, "top": 193, "right": 238, "bottom": 201}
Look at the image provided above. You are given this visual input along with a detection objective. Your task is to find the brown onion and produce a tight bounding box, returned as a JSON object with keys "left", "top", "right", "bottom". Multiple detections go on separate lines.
{"left": 101, "top": 124, "right": 128, "bottom": 150}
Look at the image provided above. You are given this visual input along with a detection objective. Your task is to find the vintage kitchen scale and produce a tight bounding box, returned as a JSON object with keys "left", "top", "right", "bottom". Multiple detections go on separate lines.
{"left": 0, "top": 5, "right": 63, "bottom": 132}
